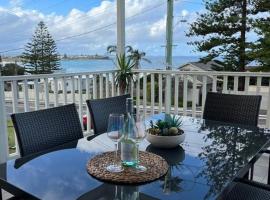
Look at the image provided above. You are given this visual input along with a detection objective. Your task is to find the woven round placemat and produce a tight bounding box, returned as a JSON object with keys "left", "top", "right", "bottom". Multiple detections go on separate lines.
{"left": 87, "top": 151, "right": 169, "bottom": 184}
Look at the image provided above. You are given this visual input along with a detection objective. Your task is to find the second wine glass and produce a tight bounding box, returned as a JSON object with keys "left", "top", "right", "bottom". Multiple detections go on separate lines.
{"left": 130, "top": 113, "right": 147, "bottom": 172}
{"left": 106, "top": 113, "right": 125, "bottom": 173}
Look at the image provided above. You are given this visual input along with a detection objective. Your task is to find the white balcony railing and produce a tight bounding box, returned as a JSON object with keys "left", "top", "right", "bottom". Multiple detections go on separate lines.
{"left": 1, "top": 69, "right": 270, "bottom": 163}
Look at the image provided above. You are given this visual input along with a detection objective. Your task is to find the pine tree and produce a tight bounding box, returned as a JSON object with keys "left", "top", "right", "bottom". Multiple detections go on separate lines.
{"left": 186, "top": 0, "right": 253, "bottom": 71}
{"left": 250, "top": 0, "right": 270, "bottom": 70}
{"left": 21, "top": 21, "right": 60, "bottom": 74}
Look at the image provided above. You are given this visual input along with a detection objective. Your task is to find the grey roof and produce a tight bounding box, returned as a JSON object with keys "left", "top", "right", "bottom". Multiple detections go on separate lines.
{"left": 179, "top": 60, "right": 223, "bottom": 71}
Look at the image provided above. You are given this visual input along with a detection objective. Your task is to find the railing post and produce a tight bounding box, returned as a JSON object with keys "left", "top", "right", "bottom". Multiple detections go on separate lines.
{"left": 174, "top": 75, "right": 179, "bottom": 115}
{"left": 62, "top": 77, "right": 67, "bottom": 105}
{"left": 256, "top": 77, "right": 262, "bottom": 95}
{"left": 244, "top": 76, "right": 250, "bottom": 95}
{"left": 53, "top": 77, "right": 59, "bottom": 107}
{"left": 212, "top": 75, "right": 217, "bottom": 92}
{"left": 223, "top": 76, "right": 228, "bottom": 93}
{"left": 165, "top": 74, "right": 171, "bottom": 114}
{"left": 0, "top": 79, "right": 8, "bottom": 164}
{"left": 93, "top": 74, "right": 97, "bottom": 99}
{"left": 158, "top": 74, "right": 162, "bottom": 113}
{"left": 192, "top": 75, "right": 197, "bottom": 117}
{"left": 105, "top": 73, "right": 109, "bottom": 98}
{"left": 71, "top": 76, "right": 75, "bottom": 103}
{"left": 111, "top": 73, "right": 115, "bottom": 97}
{"left": 23, "top": 79, "right": 30, "bottom": 112}
{"left": 202, "top": 76, "right": 207, "bottom": 116}
{"left": 183, "top": 75, "right": 187, "bottom": 116}
{"left": 233, "top": 76, "right": 239, "bottom": 94}
{"left": 86, "top": 75, "right": 91, "bottom": 133}
{"left": 136, "top": 74, "right": 140, "bottom": 115}
{"left": 267, "top": 83, "right": 270, "bottom": 128}
{"left": 34, "top": 79, "right": 40, "bottom": 110}
{"left": 150, "top": 74, "right": 155, "bottom": 115}
{"left": 143, "top": 73, "right": 147, "bottom": 117}
{"left": 78, "top": 75, "right": 83, "bottom": 125}
{"left": 44, "top": 78, "right": 49, "bottom": 108}
{"left": 99, "top": 74, "right": 103, "bottom": 99}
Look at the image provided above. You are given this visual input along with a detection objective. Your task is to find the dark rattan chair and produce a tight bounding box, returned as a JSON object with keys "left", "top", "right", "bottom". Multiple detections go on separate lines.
{"left": 11, "top": 103, "right": 83, "bottom": 157}
{"left": 86, "top": 94, "right": 130, "bottom": 135}
{"left": 203, "top": 92, "right": 262, "bottom": 126}
{"left": 222, "top": 181, "right": 270, "bottom": 200}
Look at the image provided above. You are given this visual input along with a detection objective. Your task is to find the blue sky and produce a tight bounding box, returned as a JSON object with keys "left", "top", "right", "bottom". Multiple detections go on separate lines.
{"left": 0, "top": 0, "right": 204, "bottom": 56}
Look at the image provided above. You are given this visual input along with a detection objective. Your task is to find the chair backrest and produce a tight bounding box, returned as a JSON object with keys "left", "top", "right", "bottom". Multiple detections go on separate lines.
{"left": 86, "top": 94, "right": 130, "bottom": 135}
{"left": 11, "top": 104, "right": 83, "bottom": 157}
{"left": 203, "top": 92, "right": 261, "bottom": 126}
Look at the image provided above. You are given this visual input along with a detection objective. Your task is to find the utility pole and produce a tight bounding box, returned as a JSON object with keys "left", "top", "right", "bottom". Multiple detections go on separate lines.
{"left": 165, "top": 0, "right": 174, "bottom": 70}
{"left": 117, "top": 0, "right": 125, "bottom": 58}
{"left": 165, "top": 0, "right": 174, "bottom": 113}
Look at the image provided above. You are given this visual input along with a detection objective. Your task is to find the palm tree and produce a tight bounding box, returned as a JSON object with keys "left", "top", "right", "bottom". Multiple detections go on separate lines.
{"left": 106, "top": 45, "right": 151, "bottom": 69}
{"left": 106, "top": 45, "right": 133, "bottom": 55}
{"left": 127, "top": 49, "right": 151, "bottom": 69}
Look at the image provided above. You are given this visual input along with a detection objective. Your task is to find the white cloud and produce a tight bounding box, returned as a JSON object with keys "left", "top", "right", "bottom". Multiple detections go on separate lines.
{"left": 0, "top": 0, "right": 199, "bottom": 56}
{"left": 9, "top": 0, "right": 23, "bottom": 8}
{"left": 149, "top": 16, "right": 166, "bottom": 38}
{"left": 181, "top": 9, "right": 189, "bottom": 17}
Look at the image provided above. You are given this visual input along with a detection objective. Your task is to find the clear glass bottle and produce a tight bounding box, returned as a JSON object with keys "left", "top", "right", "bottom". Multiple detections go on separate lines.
{"left": 120, "top": 98, "right": 137, "bottom": 166}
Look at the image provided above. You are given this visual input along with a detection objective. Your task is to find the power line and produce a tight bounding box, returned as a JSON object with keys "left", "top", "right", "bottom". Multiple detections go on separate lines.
{"left": 55, "top": 2, "right": 166, "bottom": 42}
{"left": 0, "top": 1, "right": 166, "bottom": 54}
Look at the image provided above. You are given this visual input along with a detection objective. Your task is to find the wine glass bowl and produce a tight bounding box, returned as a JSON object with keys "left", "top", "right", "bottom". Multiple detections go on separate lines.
{"left": 107, "top": 130, "right": 122, "bottom": 142}
{"left": 106, "top": 113, "right": 124, "bottom": 173}
{"left": 129, "top": 113, "right": 147, "bottom": 172}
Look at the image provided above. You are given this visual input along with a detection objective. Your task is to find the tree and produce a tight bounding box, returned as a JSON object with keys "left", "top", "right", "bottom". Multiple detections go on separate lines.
{"left": 115, "top": 54, "right": 135, "bottom": 95}
{"left": 106, "top": 45, "right": 151, "bottom": 69}
{"left": 127, "top": 49, "right": 151, "bottom": 69}
{"left": 250, "top": 0, "right": 270, "bottom": 69}
{"left": 187, "top": 0, "right": 254, "bottom": 71}
{"left": 2, "top": 63, "right": 25, "bottom": 76}
{"left": 21, "top": 21, "right": 60, "bottom": 74}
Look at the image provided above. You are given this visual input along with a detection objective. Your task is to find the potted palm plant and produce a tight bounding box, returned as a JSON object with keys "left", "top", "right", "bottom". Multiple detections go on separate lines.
{"left": 115, "top": 54, "right": 136, "bottom": 95}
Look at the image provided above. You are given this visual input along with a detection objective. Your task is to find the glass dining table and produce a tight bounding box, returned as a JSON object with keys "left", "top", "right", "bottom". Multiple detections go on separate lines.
{"left": 1, "top": 113, "right": 270, "bottom": 200}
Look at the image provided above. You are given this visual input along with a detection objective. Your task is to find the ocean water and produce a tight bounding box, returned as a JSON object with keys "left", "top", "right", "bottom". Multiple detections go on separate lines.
{"left": 60, "top": 56, "right": 200, "bottom": 73}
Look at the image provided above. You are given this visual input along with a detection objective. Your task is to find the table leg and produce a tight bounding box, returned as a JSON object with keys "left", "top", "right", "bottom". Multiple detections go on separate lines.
{"left": 0, "top": 188, "right": 3, "bottom": 200}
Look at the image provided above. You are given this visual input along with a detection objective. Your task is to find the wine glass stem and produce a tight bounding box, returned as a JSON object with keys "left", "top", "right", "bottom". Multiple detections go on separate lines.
{"left": 115, "top": 142, "right": 118, "bottom": 164}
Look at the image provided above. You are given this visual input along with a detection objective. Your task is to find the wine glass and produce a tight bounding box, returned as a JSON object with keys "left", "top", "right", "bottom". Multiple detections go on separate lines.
{"left": 130, "top": 113, "right": 147, "bottom": 172}
{"left": 106, "top": 113, "right": 124, "bottom": 173}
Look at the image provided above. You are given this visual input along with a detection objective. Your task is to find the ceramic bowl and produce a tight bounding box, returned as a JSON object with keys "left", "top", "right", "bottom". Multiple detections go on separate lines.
{"left": 146, "top": 133, "right": 185, "bottom": 149}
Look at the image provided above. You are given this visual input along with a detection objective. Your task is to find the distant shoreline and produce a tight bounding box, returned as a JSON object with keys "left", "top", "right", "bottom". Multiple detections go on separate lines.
{"left": 2, "top": 55, "right": 111, "bottom": 63}
{"left": 61, "top": 57, "right": 110, "bottom": 61}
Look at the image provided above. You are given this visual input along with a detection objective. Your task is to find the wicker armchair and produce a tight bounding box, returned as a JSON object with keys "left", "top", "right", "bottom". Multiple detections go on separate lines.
{"left": 221, "top": 180, "right": 270, "bottom": 200}
{"left": 86, "top": 94, "right": 130, "bottom": 135}
{"left": 203, "top": 92, "right": 261, "bottom": 126}
{"left": 11, "top": 104, "right": 83, "bottom": 157}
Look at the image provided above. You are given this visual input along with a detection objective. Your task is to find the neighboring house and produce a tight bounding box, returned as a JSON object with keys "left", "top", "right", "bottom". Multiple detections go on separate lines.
{"left": 177, "top": 61, "right": 222, "bottom": 105}
{"left": 179, "top": 61, "right": 221, "bottom": 72}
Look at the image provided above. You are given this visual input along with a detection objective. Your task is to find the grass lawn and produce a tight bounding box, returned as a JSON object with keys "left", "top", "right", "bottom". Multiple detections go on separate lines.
{"left": 7, "top": 120, "right": 16, "bottom": 154}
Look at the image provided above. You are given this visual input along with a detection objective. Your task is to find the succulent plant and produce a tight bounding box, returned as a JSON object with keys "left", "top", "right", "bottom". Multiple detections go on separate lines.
{"left": 165, "top": 114, "right": 183, "bottom": 129}
{"left": 148, "top": 115, "right": 184, "bottom": 136}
